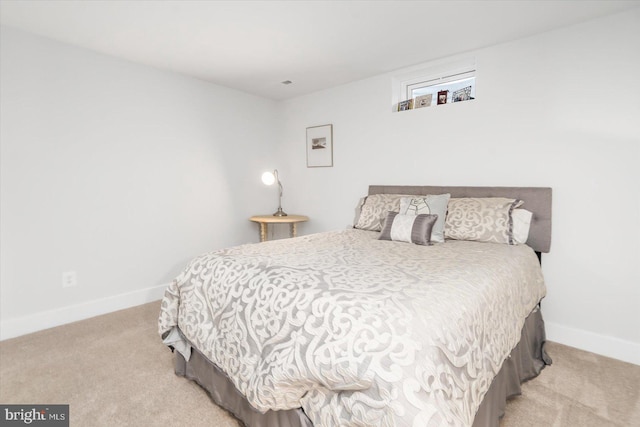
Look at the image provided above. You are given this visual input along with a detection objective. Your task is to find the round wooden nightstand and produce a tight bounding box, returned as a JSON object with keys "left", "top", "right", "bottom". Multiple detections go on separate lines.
{"left": 249, "top": 215, "right": 309, "bottom": 242}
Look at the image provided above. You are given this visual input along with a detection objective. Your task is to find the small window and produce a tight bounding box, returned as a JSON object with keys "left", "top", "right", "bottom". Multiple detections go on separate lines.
{"left": 392, "top": 58, "right": 476, "bottom": 111}
{"left": 407, "top": 71, "right": 475, "bottom": 106}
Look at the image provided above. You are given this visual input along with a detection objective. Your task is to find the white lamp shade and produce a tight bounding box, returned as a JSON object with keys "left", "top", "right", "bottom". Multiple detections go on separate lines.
{"left": 261, "top": 171, "right": 276, "bottom": 185}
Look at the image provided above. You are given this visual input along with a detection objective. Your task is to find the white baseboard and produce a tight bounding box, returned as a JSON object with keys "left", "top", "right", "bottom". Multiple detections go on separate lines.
{"left": 546, "top": 321, "right": 640, "bottom": 366}
{"left": 3, "top": 291, "right": 638, "bottom": 366}
{"left": 0, "top": 283, "right": 169, "bottom": 341}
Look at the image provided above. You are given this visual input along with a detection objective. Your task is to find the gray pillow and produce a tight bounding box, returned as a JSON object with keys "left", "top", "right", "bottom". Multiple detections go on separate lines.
{"left": 399, "top": 194, "right": 450, "bottom": 243}
{"left": 378, "top": 212, "right": 438, "bottom": 246}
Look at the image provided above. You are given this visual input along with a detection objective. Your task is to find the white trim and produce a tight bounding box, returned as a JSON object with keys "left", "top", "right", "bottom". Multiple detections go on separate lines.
{"left": 546, "top": 321, "right": 640, "bottom": 366}
{"left": 0, "top": 283, "right": 169, "bottom": 341}
{"left": 4, "top": 288, "right": 637, "bottom": 366}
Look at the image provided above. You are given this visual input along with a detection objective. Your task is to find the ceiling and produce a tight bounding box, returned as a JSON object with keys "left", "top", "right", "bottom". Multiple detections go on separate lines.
{"left": 1, "top": 1, "right": 638, "bottom": 100}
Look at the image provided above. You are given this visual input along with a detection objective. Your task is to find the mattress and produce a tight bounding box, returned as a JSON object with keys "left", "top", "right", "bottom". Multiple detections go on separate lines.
{"left": 159, "top": 229, "right": 547, "bottom": 427}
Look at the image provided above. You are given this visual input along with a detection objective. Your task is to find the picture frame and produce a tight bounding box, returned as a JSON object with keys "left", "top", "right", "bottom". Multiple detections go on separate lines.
{"left": 452, "top": 86, "right": 472, "bottom": 102}
{"left": 306, "top": 124, "right": 333, "bottom": 168}
{"left": 437, "top": 90, "right": 448, "bottom": 105}
{"left": 414, "top": 94, "right": 433, "bottom": 108}
{"left": 397, "top": 99, "right": 414, "bottom": 111}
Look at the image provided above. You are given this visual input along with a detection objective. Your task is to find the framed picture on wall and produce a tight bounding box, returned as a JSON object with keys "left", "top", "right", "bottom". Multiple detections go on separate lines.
{"left": 306, "top": 124, "right": 333, "bottom": 167}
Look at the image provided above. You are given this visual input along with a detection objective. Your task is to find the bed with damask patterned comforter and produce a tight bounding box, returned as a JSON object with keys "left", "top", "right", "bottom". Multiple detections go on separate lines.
{"left": 158, "top": 227, "right": 547, "bottom": 427}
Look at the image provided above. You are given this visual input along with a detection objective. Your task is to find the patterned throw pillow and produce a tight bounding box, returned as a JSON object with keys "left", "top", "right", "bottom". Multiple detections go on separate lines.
{"left": 445, "top": 198, "right": 524, "bottom": 244}
{"left": 378, "top": 212, "right": 438, "bottom": 246}
{"left": 354, "top": 194, "right": 412, "bottom": 231}
{"left": 399, "top": 194, "right": 450, "bottom": 243}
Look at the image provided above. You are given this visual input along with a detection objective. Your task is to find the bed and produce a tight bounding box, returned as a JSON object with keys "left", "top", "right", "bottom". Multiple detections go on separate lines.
{"left": 158, "top": 185, "right": 552, "bottom": 427}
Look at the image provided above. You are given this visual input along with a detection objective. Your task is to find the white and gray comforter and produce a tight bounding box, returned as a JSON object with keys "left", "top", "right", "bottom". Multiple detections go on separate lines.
{"left": 158, "top": 229, "right": 546, "bottom": 427}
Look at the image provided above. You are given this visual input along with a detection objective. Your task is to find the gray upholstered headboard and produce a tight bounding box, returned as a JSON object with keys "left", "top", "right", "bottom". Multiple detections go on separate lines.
{"left": 368, "top": 185, "right": 552, "bottom": 253}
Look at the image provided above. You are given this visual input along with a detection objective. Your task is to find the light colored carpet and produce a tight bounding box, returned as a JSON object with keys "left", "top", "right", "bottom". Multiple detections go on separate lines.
{"left": 1, "top": 301, "right": 638, "bottom": 426}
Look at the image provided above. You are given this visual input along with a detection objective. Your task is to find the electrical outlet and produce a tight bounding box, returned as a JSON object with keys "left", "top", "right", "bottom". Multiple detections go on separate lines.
{"left": 62, "top": 271, "right": 77, "bottom": 288}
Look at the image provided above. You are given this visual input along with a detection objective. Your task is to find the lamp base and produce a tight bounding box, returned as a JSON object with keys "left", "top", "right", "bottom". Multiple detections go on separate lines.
{"left": 273, "top": 208, "right": 288, "bottom": 217}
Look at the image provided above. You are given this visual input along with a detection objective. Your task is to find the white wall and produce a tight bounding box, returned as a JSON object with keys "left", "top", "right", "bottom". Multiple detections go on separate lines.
{"left": 0, "top": 26, "right": 280, "bottom": 339}
{"left": 278, "top": 10, "right": 640, "bottom": 364}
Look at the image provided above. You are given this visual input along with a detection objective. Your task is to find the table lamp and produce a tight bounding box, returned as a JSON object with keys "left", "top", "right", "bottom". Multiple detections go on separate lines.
{"left": 261, "top": 169, "right": 287, "bottom": 217}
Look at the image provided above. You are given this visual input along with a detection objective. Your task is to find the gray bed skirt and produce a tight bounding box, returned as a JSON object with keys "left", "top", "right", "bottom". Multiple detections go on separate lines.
{"left": 173, "top": 306, "right": 551, "bottom": 427}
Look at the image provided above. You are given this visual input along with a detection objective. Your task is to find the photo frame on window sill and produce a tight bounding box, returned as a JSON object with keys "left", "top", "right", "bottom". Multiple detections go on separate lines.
{"left": 306, "top": 124, "right": 333, "bottom": 168}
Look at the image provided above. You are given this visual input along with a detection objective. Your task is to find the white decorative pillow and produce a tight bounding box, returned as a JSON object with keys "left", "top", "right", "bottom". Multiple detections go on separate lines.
{"left": 378, "top": 212, "right": 438, "bottom": 246}
{"left": 445, "top": 198, "right": 524, "bottom": 244}
{"left": 354, "top": 194, "right": 412, "bottom": 231}
{"left": 512, "top": 209, "right": 533, "bottom": 244}
{"left": 399, "top": 194, "right": 450, "bottom": 243}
